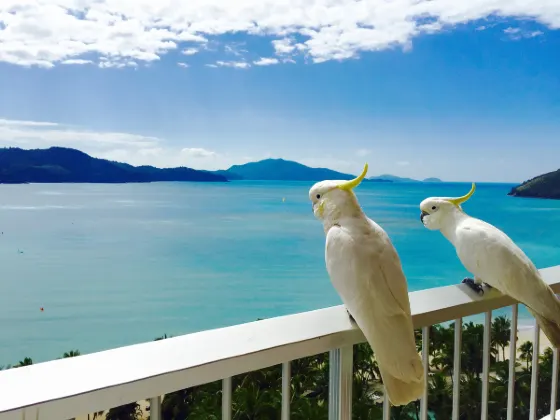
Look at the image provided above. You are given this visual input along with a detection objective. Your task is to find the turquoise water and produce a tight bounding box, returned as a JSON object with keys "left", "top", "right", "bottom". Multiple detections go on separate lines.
{"left": 0, "top": 181, "right": 559, "bottom": 364}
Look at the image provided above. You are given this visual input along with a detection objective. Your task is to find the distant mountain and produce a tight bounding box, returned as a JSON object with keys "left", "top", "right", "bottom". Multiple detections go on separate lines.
{"left": 0, "top": 147, "right": 227, "bottom": 184}
{"left": 369, "top": 174, "right": 442, "bottom": 183}
{"left": 207, "top": 169, "right": 244, "bottom": 180}
{"left": 216, "top": 158, "right": 357, "bottom": 181}
{"left": 508, "top": 169, "right": 560, "bottom": 200}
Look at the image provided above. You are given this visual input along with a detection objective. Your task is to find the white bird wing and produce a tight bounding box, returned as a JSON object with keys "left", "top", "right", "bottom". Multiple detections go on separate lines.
{"left": 456, "top": 218, "right": 560, "bottom": 324}
{"left": 325, "top": 224, "right": 423, "bottom": 384}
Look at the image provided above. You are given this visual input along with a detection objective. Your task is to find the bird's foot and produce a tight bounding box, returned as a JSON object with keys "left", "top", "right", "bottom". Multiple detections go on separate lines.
{"left": 346, "top": 309, "right": 356, "bottom": 323}
{"left": 462, "top": 277, "right": 485, "bottom": 295}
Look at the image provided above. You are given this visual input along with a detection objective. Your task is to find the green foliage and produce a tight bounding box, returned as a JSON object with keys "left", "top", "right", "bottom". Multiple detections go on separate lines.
{"left": 4, "top": 318, "right": 560, "bottom": 419}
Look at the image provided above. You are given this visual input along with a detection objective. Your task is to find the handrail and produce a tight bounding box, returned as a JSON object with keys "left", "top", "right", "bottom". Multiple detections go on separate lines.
{"left": 1, "top": 265, "right": 559, "bottom": 420}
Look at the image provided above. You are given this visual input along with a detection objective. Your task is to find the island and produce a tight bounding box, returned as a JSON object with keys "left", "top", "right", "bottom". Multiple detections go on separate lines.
{"left": 508, "top": 169, "right": 560, "bottom": 200}
{"left": 0, "top": 147, "right": 444, "bottom": 185}
{"left": 213, "top": 159, "right": 443, "bottom": 182}
{"left": 0, "top": 147, "right": 227, "bottom": 184}
{"left": 213, "top": 158, "right": 357, "bottom": 181}
{"left": 369, "top": 174, "right": 443, "bottom": 183}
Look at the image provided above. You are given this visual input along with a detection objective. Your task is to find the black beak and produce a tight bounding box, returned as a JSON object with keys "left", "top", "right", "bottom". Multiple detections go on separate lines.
{"left": 420, "top": 211, "right": 428, "bottom": 223}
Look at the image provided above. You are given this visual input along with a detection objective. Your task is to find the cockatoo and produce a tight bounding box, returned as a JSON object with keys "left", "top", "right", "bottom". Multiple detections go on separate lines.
{"left": 309, "top": 163, "right": 425, "bottom": 406}
{"left": 420, "top": 183, "right": 560, "bottom": 347}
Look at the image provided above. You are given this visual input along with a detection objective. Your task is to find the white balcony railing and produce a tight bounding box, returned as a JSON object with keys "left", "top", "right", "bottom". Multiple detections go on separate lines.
{"left": 1, "top": 265, "right": 560, "bottom": 420}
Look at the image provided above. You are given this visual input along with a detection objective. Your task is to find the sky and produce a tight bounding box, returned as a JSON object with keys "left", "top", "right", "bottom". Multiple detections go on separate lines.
{"left": 0, "top": 1, "right": 559, "bottom": 182}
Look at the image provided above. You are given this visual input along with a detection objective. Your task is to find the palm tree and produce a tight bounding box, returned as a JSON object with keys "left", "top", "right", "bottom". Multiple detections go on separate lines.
{"left": 154, "top": 333, "right": 171, "bottom": 341}
{"left": 519, "top": 341, "right": 533, "bottom": 370}
{"left": 105, "top": 402, "right": 142, "bottom": 420}
{"left": 491, "top": 315, "right": 511, "bottom": 361}
{"left": 15, "top": 357, "right": 33, "bottom": 367}
{"left": 428, "top": 371, "right": 453, "bottom": 419}
{"left": 63, "top": 350, "right": 81, "bottom": 358}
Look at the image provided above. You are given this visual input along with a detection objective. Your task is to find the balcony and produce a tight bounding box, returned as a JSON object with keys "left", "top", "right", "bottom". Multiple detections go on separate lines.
{"left": 1, "top": 265, "right": 559, "bottom": 420}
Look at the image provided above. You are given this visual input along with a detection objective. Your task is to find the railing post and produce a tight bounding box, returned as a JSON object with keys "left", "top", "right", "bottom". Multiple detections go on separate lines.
{"left": 328, "top": 346, "right": 353, "bottom": 420}
{"left": 382, "top": 387, "right": 391, "bottom": 420}
{"left": 452, "top": 318, "right": 462, "bottom": 420}
{"left": 507, "top": 304, "right": 518, "bottom": 420}
{"left": 282, "top": 361, "right": 291, "bottom": 420}
{"left": 149, "top": 396, "right": 161, "bottom": 420}
{"left": 420, "top": 326, "right": 429, "bottom": 420}
{"left": 222, "top": 377, "right": 232, "bottom": 420}
{"left": 551, "top": 348, "right": 559, "bottom": 419}
{"left": 530, "top": 322, "right": 540, "bottom": 420}
{"left": 481, "top": 311, "right": 492, "bottom": 420}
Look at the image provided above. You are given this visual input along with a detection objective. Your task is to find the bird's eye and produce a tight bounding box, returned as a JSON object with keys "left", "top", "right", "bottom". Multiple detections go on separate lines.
{"left": 316, "top": 194, "right": 321, "bottom": 199}
{"left": 431, "top": 206, "right": 437, "bottom": 210}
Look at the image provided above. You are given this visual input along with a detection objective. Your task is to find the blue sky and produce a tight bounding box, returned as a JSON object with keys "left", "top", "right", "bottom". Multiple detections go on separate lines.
{"left": 0, "top": 1, "right": 559, "bottom": 182}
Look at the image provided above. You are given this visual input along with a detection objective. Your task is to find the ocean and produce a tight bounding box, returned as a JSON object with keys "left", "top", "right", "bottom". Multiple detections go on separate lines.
{"left": 0, "top": 181, "right": 559, "bottom": 364}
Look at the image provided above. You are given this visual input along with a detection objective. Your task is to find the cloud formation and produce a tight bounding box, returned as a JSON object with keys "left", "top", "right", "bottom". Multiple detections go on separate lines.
{"left": 254, "top": 57, "right": 280, "bottom": 66}
{"left": 0, "top": 0, "right": 556, "bottom": 68}
{"left": 0, "top": 118, "right": 236, "bottom": 169}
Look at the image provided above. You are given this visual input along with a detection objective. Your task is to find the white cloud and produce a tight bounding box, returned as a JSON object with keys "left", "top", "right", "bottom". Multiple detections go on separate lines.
{"left": 177, "top": 62, "right": 189, "bottom": 68}
{"left": 397, "top": 160, "right": 410, "bottom": 166}
{"left": 181, "top": 48, "right": 198, "bottom": 56}
{"left": 0, "top": 1, "right": 557, "bottom": 68}
{"left": 0, "top": 119, "right": 58, "bottom": 127}
{"left": 224, "top": 43, "right": 248, "bottom": 57}
{"left": 0, "top": 118, "right": 159, "bottom": 149}
{"left": 214, "top": 60, "right": 250, "bottom": 69}
{"left": 62, "top": 59, "right": 93, "bottom": 65}
{"left": 253, "top": 57, "right": 279, "bottom": 66}
{"left": 181, "top": 147, "right": 217, "bottom": 158}
{"left": 504, "top": 27, "right": 544, "bottom": 40}
{"left": 356, "top": 149, "right": 371, "bottom": 157}
{"left": 0, "top": 118, "right": 248, "bottom": 170}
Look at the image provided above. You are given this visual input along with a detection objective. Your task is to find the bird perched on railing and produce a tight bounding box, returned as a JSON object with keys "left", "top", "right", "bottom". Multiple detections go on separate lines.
{"left": 420, "top": 183, "right": 560, "bottom": 348}
{"left": 309, "top": 164, "right": 425, "bottom": 406}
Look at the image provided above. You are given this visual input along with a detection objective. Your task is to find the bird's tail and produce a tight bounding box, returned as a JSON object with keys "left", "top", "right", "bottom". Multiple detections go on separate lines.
{"left": 528, "top": 308, "right": 560, "bottom": 349}
{"left": 380, "top": 365, "right": 425, "bottom": 406}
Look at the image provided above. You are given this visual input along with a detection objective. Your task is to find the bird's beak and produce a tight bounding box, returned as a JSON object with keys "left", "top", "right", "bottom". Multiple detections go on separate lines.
{"left": 420, "top": 211, "right": 428, "bottom": 224}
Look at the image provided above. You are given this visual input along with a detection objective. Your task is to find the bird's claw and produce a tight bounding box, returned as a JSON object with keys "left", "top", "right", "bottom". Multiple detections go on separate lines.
{"left": 462, "top": 277, "right": 485, "bottom": 295}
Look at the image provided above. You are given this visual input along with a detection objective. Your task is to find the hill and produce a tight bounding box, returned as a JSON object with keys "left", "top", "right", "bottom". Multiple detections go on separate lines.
{"left": 508, "top": 169, "right": 560, "bottom": 199}
{"left": 0, "top": 147, "right": 227, "bottom": 184}
{"left": 369, "top": 174, "right": 442, "bottom": 183}
{"left": 217, "top": 158, "right": 357, "bottom": 181}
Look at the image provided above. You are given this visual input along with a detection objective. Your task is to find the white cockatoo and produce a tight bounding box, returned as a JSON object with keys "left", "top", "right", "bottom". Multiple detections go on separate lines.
{"left": 309, "top": 163, "right": 425, "bottom": 406}
{"left": 420, "top": 183, "right": 560, "bottom": 347}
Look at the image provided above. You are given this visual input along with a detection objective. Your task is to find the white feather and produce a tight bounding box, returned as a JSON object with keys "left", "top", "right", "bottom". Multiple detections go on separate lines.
{"left": 420, "top": 196, "right": 560, "bottom": 348}
{"left": 455, "top": 217, "right": 560, "bottom": 328}
{"left": 326, "top": 217, "right": 424, "bottom": 406}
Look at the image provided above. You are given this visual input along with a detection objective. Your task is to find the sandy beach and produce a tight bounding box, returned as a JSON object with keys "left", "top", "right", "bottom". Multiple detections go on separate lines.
{"left": 516, "top": 325, "right": 554, "bottom": 353}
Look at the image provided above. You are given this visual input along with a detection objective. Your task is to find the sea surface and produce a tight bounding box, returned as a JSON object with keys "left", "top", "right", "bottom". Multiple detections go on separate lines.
{"left": 0, "top": 181, "right": 559, "bottom": 364}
